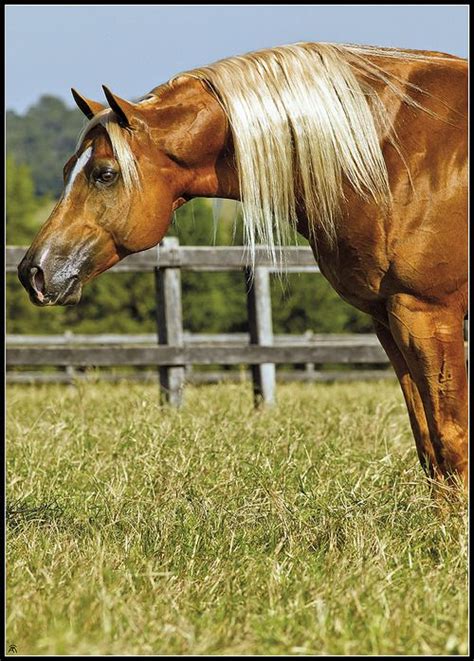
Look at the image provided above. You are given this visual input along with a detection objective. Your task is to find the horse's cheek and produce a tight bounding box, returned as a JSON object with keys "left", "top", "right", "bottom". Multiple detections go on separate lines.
{"left": 124, "top": 194, "right": 173, "bottom": 253}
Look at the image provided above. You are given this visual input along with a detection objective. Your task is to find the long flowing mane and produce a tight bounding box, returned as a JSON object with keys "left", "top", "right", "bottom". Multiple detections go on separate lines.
{"left": 179, "top": 42, "right": 454, "bottom": 264}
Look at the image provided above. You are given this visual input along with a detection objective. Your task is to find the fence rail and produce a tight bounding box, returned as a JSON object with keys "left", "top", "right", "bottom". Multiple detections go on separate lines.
{"left": 6, "top": 342, "right": 389, "bottom": 367}
{"left": 7, "top": 370, "right": 394, "bottom": 386}
{"left": 8, "top": 242, "right": 465, "bottom": 406}
{"left": 5, "top": 332, "right": 383, "bottom": 346}
{"left": 7, "top": 245, "right": 320, "bottom": 272}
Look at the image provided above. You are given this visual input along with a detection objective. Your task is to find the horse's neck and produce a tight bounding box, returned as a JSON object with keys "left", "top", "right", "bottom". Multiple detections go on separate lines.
{"left": 146, "top": 77, "right": 238, "bottom": 199}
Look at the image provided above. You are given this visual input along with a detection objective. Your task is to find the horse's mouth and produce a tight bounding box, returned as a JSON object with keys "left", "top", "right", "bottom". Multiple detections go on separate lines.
{"left": 29, "top": 276, "right": 83, "bottom": 307}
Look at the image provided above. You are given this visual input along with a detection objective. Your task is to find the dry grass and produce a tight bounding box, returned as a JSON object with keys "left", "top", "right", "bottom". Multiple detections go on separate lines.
{"left": 6, "top": 381, "right": 468, "bottom": 655}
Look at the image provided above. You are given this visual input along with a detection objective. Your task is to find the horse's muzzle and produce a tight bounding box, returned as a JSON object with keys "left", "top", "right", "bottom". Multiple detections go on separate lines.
{"left": 18, "top": 255, "right": 83, "bottom": 306}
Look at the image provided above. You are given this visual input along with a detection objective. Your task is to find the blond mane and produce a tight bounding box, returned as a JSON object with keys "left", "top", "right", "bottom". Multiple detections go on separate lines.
{"left": 180, "top": 42, "right": 451, "bottom": 265}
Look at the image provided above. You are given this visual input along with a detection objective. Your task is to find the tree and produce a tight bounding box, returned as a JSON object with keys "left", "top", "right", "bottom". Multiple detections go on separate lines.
{"left": 6, "top": 95, "right": 84, "bottom": 196}
{"left": 6, "top": 155, "right": 43, "bottom": 244}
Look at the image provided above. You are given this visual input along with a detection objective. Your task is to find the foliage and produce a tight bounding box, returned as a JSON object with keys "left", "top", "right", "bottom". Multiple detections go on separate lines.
{"left": 6, "top": 155, "right": 51, "bottom": 244}
{"left": 6, "top": 381, "right": 468, "bottom": 655}
{"left": 6, "top": 95, "right": 84, "bottom": 196}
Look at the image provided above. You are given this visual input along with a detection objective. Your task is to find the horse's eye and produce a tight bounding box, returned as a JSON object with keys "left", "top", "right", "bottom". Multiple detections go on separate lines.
{"left": 93, "top": 168, "right": 118, "bottom": 186}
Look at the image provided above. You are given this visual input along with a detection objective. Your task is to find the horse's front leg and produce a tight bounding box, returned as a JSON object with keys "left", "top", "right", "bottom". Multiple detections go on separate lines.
{"left": 386, "top": 294, "right": 468, "bottom": 487}
{"left": 373, "top": 318, "right": 440, "bottom": 479}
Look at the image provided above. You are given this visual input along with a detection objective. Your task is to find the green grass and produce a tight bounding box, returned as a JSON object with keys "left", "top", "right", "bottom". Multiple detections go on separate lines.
{"left": 6, "top": 381, "right": 468, "bottom": 655}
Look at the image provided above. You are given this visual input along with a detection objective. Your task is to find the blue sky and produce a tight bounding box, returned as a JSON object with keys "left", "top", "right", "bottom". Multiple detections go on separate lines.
{"left": 6, "top": 4, "right": 469, "bottom": 114}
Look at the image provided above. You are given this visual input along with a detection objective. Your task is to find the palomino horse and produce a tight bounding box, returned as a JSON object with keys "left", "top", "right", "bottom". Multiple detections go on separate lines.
{"left": 18, "top": 43, "right": 467, "bottom": 486}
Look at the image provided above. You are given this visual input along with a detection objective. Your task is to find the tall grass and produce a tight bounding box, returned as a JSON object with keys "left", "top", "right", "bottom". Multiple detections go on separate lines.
{"left": 6, "top": 381, "right": 468, "bottom": 655}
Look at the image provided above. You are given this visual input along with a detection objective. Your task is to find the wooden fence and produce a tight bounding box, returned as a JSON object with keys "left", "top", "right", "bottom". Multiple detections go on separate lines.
{"left": 7, "top": 238, "right": 400, "bottom": 406}
{"left": 6, "top": 332, "right": 393, "bottom": 386}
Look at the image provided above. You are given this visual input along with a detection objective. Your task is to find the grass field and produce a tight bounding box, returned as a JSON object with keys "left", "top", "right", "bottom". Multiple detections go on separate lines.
{"left": 6, "top": 380, "right": 468, "bottom": 656}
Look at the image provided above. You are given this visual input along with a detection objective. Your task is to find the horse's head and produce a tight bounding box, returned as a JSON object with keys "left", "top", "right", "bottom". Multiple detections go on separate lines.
{"left": 18, "top": 79, "right": 230, "bottom": 305}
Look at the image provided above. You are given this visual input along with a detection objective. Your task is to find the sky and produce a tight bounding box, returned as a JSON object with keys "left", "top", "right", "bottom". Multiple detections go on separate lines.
{"left": 5, "top": 4, "right": 469, "bottom": 114}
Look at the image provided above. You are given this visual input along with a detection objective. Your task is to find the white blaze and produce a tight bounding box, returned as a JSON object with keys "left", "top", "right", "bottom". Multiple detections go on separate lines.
{"left": 63, "top": 146, "right": 92, "bottom": 198}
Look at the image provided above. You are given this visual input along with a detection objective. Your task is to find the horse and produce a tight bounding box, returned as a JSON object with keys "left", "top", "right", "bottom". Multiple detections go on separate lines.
{"left": 17, "top": 42, "right": 467, "bottom": 487}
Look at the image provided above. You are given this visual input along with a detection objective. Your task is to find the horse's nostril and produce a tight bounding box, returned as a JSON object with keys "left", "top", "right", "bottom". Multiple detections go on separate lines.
{"left": 30, "top": 266, "right": 45, "bottom": 296}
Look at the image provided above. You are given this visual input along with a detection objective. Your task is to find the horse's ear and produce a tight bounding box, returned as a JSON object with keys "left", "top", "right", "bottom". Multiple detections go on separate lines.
{"left": 71, "top": 88, "right": 105, "bottom": 119}
{"left": 102, "top": 85, "right": 137, "bottom": 128}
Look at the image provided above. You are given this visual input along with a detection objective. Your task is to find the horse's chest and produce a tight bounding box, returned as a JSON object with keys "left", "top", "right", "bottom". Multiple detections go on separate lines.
{"left": 309, "top": 227, "right": 389, "bottom": 314}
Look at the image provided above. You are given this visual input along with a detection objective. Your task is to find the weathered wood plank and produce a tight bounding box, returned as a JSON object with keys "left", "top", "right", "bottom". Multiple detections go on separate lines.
{"left": 5, "top": 332, "right": 383, "bottom": 346}
{"left": 6, "top": 246, "right": 27, "bottom": 271}
{"left": 246, "top": 266, "right": 276, "bottom": 406}
{"left": 6, "top": 245, "right": 320, "bottom": 272}
{"left": 6, "top": 369, "right": 396, "bottom": 385}
{"left": 6, "top": 343, "right": 390, "bottom": 366}
{"left": 155, "top": 237, "right": 185, "bottom": 406}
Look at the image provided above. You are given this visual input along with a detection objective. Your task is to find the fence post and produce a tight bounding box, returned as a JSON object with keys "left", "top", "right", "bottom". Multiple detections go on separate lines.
{"left": 303, "top": 330, "right": 316, "bottom": 377}
{"left": 64, "top": 330, "right": 76, "bottom": 384}
{"left": 155, "top": 237, "right": 185, "bottom": 407}
{"left": 246, "top": 266, "right": 276, "bottom": 406}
